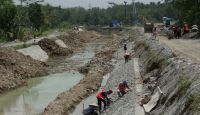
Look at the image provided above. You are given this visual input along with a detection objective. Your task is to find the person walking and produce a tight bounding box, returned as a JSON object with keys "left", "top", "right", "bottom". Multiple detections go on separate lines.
{"left": 117, "top": 80, "right": 132, "bottom": 97}
{"left": 124, "top": 43, "right": 127, "bottom": 52}
{"left": 153, "top": 26, "right": 157, "bottom": 38}
{"left": 123, "top": 53, "right": 130, "bottom": 63}
{"left": 96, "top": 90, "right": 113, "bottom": 112}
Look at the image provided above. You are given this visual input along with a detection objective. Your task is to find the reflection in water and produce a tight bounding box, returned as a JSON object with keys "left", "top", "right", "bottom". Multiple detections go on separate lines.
{"left": 0, "top": 71, "right": 84, "bottom": 115}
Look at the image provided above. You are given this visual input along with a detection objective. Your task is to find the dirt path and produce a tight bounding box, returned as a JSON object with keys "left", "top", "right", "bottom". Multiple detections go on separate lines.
{"left": 143, "top": 27, "right": 200, "bottom": 63}
{"left": 2, "top": 31, "right": 68, "bottom": 47}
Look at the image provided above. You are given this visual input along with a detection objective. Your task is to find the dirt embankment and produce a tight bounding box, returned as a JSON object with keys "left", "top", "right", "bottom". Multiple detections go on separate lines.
{"left": 42, "top": 34, "right": 119, "bottom": 115}
{"left": 38, "top": 38, "right": 73, "bottom": 56}
{"left": 0, "top": 47, "right": 47, "bottom": 94}
{"left": 134, "top": 27, "right": 200, "bottom": 114}
{"left": 57, "top": 31, "right": 102, "bottom": 48}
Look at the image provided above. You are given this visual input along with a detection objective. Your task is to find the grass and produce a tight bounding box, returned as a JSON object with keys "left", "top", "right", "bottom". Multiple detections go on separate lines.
{"left": 11, "top": 42, "right": 38, "bottom": 50}
{"left": 24, "top": 27, "right": 72, "bottom": 37}
{"left": 129, "top": 31, "right": 135, "bottom": 42}
{"left": 182, "top": 93, "right": 200, "bottom": 114}
{"left": 122, "top": 27, "right": 132, "bottom": 31}
{"left": 164, "top": 60, "right": 172, "bottom": 66}
{"left": 148, "top": 54, "right": 160, "bottom": 66}
{"left": 166, "top": 81, "right": 193, "bottom": 107}
{"left": 176, "top": 81, "right": 193, "bottom": 99}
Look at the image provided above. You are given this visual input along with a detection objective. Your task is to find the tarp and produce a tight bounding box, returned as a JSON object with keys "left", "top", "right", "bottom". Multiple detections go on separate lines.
{"left": 143, "top": 87, "right": 163, "bottom": 113}
{"left": 112, "top": 20, "right": 117, "bottom": 23}
{"left": 116, "top": 23, "right": 120, "bottom": 27}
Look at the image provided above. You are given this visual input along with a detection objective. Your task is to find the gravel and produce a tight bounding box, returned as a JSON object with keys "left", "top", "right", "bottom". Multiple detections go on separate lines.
{"left": 102, "top": 30, "right": 138, "bottom": 115}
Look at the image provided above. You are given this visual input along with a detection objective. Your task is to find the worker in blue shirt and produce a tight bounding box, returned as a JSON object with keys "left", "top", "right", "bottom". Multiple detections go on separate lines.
{"left": 84, "top": 103, "right": 99, "bottom": 115}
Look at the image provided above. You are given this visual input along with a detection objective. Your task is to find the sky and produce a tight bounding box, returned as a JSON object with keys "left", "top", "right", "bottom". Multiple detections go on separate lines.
{"left": 13, "top": 0, "right": 161, "bottom": 9}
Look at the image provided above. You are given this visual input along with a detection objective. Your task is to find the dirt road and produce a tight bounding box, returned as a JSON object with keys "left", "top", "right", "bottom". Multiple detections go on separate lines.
{"left": 144, "top": 28, "right": 200, "bottom": 63}
{"left": 2, "top": 31, "right": 68, "bottom": 47}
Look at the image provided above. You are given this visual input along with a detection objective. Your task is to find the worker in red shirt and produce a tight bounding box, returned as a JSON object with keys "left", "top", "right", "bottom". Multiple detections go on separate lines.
{"left": 123, "top": 53, "right": 130, "bottom": 63}
{"left": 96, "top": 90, "right": 113, "bottom": 112}
{"left": 117, "top": 80, "right": 132, "bottom": 97}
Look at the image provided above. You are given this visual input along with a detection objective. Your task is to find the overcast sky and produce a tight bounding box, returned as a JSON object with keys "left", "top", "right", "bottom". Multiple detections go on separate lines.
{"left": 13, "top": 0, "right": 162, "bottom": 9}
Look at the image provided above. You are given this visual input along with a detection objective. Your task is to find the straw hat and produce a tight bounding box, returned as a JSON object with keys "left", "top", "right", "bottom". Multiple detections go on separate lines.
{"left": 89, "top": 103, "right": 99, "bottom": 108}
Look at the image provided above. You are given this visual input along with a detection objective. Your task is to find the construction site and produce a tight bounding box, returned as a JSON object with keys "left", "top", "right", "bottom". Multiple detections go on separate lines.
{"left": 0, "top": 0, "right": 200, "bottom": 115}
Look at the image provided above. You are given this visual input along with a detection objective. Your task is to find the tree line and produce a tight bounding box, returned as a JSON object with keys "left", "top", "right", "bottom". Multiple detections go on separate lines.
{"left": 1, "top": 0, "right": 198, "bottom": 42}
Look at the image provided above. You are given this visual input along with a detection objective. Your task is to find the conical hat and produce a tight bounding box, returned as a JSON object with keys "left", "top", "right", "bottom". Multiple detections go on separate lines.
{"left": 89, "top": 103, "right": 99, "bottom": 108}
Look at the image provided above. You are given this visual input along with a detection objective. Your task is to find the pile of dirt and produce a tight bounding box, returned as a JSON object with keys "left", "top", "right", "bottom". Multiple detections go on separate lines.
{"left": 181, "top": 32, "right": 199, "bottom": 39}
{"left": 38, "top": 38, "right": 73, "bottom": 56}
{"left": 95, "top": 44, "right": 118, "bottom": 61}
{"left": 57, "top": 31, "right": 102, "bottom": 48}
{"left": 0, "top": 47, "right": 47, "bottom": 94}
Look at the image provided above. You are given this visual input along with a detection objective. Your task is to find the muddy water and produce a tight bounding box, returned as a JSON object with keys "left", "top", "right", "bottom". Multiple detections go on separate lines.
{"left": 70, "top": 74, "right": 110, "bottom": 115}
{"left": 0, "top": 71, "right": 84, "bottom": 115}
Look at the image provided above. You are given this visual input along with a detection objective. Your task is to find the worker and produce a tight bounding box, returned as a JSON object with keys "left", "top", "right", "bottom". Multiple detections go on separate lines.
{"left": 34, "top": 33, "right": 36, "bottom": 38}
{"left": 183, "top": 22, "right": 189, "bottom": 35}
{"left": 124, "top": 43, "right": 127, "bottom": 52}
{"left": 96, "top": 90, "right": 113, "bottom": 112}
{"left": 84, "top": 103, "right": 99, "bottom": 115}
{"left": 173, "top": 27, "right": 178, "bottom": 39}
{"left": 177, "top": 27, "right": 181, "bottom": 38}
{"left": 153, "top": 26, "right": 157, "bottom": 38}
{"left": 117, "top": 80, "right": 132, "bottom": 97}
{"left": 123, "top": 53, "right": 130, "bottom": 63}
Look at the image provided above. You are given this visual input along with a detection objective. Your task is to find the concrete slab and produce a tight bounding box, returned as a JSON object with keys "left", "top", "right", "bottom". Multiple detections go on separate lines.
{"left": 17, "top": 45, "right": 49, "bottom": 62}
{"left": 55, "top": 40, "right": 68, "bottom": 48}
{"left": 133, "top": 58, "right": 145, "bottom": 115}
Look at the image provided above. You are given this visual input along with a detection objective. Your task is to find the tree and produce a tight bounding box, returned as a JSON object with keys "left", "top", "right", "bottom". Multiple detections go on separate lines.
{"left": 0, "top": 0, "right": 17, "bottom": 40}
{"left": 28, "top": 2, "right": 44, "bottom": 31}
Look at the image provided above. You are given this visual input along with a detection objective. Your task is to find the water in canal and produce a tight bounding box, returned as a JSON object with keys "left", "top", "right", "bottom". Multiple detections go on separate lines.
{"left": 0, "top": 71, "right": 84, "bottom": 115}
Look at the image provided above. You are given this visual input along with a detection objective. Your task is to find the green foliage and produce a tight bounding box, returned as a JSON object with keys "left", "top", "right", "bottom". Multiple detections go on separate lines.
{"left": 182, "top": 93, "right": 200, "bottom": 114}
{"left": 166, "top": 81, "right": 193, "bottom": 107}
{"left": 11, "top": 42, "right": 38, "bottom": 50}
{"left": 164, "top": 60, "right": 172, "bottom": 66}
{"left": 129, "top": 31, "right": 135, "bottom": 42}
{"left": 58, "top": 21, "right": 70, "bottom": 29}
{"left": 177, "top": 81, "right": 193, "bottom": 99}
{"left": 148, "top": 54, "right": 159, "bottom": 66}
{"left": 0, "top": 0, "right": 17, "bottom": 40}
{"left": 28, "top": 2, "right": 44, "bottom": 31}
{"left": 168, "top": 0, "right": 200, "bottom": 31}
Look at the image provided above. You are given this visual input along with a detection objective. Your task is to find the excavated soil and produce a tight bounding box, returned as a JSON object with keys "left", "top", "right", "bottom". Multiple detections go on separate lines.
{"left": 38, "top": 38, "right": 73, "bottom": 56}
{"left": 57, "top": 31, "right": 103, "bottom": 48}
{"left": 42, "top": 32, "right": 121, "bottom": 115}
{"left": 0, "top": 47, "right": 47, "bottom": 94}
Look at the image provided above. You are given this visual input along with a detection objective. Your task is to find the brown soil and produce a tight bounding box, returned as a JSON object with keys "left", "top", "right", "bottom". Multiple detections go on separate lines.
{"left": 57, "top": 31, "right": 103, "bottom": 48}
{"left": 38, "top": 38, "right": 73, "bottom": 56}
{"left": 0, "top": 47, "right": 47, "bottom": 94}
{"left": 95, "top": 44, "right": 118, "bottom": 61}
